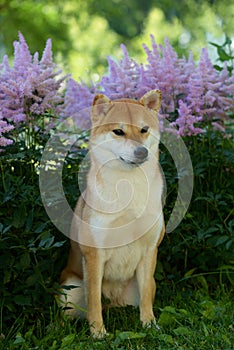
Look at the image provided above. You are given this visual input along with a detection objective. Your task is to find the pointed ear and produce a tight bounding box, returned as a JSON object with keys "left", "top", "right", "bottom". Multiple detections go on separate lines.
{"left": 92, "top": 94, "right": 112, "bottom": 122}
{"left": 140, "top": 90, "right": 161, "bottom": 113}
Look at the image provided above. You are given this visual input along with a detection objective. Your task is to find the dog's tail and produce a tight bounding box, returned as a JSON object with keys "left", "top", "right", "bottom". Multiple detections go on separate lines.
{"left": 58, "top": 275, "right": 87, "bottom": 319}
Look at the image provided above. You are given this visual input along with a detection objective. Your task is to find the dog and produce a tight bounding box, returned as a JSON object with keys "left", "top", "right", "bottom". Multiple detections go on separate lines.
{"left": 59, "top": 90, "right": 165, "bottom": 338}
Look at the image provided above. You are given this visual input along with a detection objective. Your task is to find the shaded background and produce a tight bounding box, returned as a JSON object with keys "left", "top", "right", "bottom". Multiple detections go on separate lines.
{"left": 0, "top": 0, "right": 233, "bottom": 81}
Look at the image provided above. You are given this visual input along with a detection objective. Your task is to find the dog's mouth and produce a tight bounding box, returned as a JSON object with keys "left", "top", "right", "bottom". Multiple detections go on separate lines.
{"left": 119, "top": 156, "right": 148, "bottom": 166}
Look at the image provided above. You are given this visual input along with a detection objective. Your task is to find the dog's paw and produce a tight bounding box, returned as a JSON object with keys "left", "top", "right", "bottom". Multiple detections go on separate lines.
{"left": 91, "top": 325, "right": 108, "bottom": 339}
{"left": 142, "top": 318, "right": 160, "bottom": 331}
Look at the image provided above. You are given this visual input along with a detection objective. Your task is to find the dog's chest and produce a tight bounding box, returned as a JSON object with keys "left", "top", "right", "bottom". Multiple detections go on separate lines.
{"left": 93, "top": 171, "right": 152, "bottom": 217}
{"left": 102, "top": 242, "right": 144, "bottom": 282}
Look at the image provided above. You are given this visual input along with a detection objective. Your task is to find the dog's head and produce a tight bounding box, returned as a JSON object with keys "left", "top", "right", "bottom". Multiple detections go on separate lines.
{"left": 90, "top": 90, "right": 161, "bottom": 168}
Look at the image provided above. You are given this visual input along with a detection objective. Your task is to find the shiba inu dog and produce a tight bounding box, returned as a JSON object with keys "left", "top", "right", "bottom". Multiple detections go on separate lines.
{"left": 59, "top": 90, "right": 165, "bottom": 338}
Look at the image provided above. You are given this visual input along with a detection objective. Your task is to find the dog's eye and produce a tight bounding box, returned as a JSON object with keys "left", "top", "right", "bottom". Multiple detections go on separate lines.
{"left": 141, "top": 126, "right": 149, "bottom": 133}
{"left": 113, "top": 129, "right": 125, "bottom": 136}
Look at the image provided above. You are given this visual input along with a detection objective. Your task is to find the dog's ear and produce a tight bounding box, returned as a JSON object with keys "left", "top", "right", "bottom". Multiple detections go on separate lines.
{"left": 140, "top": 90, "right": 161, "bottom": 113}
{"left": 92, "top": 94, "right": 112, "bottom": 122}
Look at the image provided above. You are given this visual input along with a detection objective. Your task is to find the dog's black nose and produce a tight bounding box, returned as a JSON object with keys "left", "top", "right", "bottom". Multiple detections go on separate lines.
{"left": 134, "top": 146, "right": 148, "bottom": 160}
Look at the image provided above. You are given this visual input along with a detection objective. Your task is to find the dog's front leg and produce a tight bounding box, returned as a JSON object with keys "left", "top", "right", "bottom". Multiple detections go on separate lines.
{"left": 136, "top": 246, "right": 158, "bottom": 328}
{"left": 83, "top": 247, "right": 106, "bottom": 338}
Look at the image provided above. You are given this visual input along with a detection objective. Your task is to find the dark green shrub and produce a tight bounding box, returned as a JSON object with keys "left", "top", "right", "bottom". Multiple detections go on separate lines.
{"left": 159, "top": 130, "right": 234, "bottom": 290}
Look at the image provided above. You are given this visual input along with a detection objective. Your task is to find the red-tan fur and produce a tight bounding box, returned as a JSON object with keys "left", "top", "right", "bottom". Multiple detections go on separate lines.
{"left": 59, "top": 90, "right": 165, "bottom": 338}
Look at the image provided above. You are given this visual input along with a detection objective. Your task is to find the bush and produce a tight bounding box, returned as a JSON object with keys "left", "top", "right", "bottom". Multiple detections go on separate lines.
{"left": 159, "top": 130, "right": 234, "bottom": 290}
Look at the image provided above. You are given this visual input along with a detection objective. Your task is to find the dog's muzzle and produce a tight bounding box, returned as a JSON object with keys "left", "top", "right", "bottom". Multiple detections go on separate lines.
{"left": 120, "top": 146, "right": 149, "bottom": 166}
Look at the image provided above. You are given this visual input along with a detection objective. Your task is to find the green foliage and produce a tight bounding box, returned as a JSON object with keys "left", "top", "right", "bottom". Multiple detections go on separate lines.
{"left": 0, "top": 0, "right": 73, "bottom": 57}
{"left": 0, "top": 139, "right": 68, "bottom": 333}
{"left": 88, "top": 0, "right": 153, "bottom": 38}
{"left": 159, "top": 130, "right": 234, "bottom": 290}
{"left": 1, "top": 125, "right": 233, "bottom": 347}
{"left": 210, "top": 35, "right": 234, "bottom": 72}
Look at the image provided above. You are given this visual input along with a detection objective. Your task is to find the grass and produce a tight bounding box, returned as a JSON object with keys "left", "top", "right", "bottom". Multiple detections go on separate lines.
{"left": 1, "top": 283, "right": 233, "bottom": 350}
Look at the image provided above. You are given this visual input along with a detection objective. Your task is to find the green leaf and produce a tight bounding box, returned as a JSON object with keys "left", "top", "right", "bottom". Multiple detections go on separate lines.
{"left": 61, "top": 334, "right": 76, "bottom": 348}
{"left": 178, "top": 309, "right": 189, "bottom": 316}
{"left": 219, "top": 265, "right": 234, "bottom": 271}
{"left": 173, "top": 326, "right": 191, "bottom": 336}
{"left": 13, "top": 333, "right": 25, "bottom": 345}
{"left": 3, "top": 269, "right": 12, "bottom": 284}
{"left": 14, "top": 295, "right": 31, "bottom": 306}
{"left": 158, "top": 333, "right": 174, "bottom": 344}
{"left": 200, "top": 300, "right": 216, "bottom": 320}
{"left": 12, "top": 205, "right": 27, "bottom": 228}
{"left": 25, "top": 209, "right": 34, "bottom": 232}
{"left": 209, "top": 42, "right": 220, "bottom": 48}
{"left": 115, "top": 331, "right": 146, "bottom": 340}
{"left": 217, "top": 47, "right": 234, "bottom": 61}
{"left": 158, "top": 307, "right": 177, "bottom": 326}
{"left": 160, "top": 306, "right": 177, "bottom": 314}
{"left": 197, "top": 276, "right": 209, "bottom": 293}
{"left": 213, "top": 64, "right": 223, "bottom": 71}
{"left": 38, "top": 231, "right": 55, "bottom": 248}
{"left": 52, "top": 240, "right": 66, "bottom": 248}
{"left": 184, "top": 268, "right": 197, "bottom": 277}
{"left": 215, "top": 235, "right": 229, "bottom": 247}
{"left": 26, "top": 274, "right": 39, "bottom": 287}
{"left": 35, "top": 222, "right": 49, "bottom": 233}
{"left": 19, "top": 253, "right": 31, "bottom": 270}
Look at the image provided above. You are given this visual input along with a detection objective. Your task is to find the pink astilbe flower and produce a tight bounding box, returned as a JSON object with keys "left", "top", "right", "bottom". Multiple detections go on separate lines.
{"left": 13, "top": 32, "right": 32, "bottom": 78}
{"left": 2, "top": 33, "right": 229, "bottom": 139}
{"left": 99, "top": 44, "right": 146, "bottom": 100}
{"left": 0, "top": 118, "right": 14, "bottom": 147}
{"left": 60, "top": 78, "right": 95, "bottom": 130}
{"left": 172, "top": 100, "right": 204, "bottom": 136}
{"left": 143, "top": 36, "right": 191, "bottom": 116}
{"left": 40, "top": 38, "right": 55, "bottom": 68}
{"left": 61, "top": 35, "right": 234, "bottom": 136}
{"left": 0, "top": 33, "right": 67, "bottom": 147}
{"left": 185, "top": 48, "right": 234, "bottom": 131}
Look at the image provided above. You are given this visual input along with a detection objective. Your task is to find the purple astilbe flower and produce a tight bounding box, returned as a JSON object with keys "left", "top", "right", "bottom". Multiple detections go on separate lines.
{"left": 99, "top": 44, "right": 145, "bottom": 100}
{"left": 0, "top": 118, "right": 14, "bottom": 147}
{"left": 13, "top": 32, "right": 32, "bottom": 78}
{"left": 172, "top": 100, "right": 204, "bottom": 136}
{"left": 197, "top": 48, "right": 224, "bottom": 119}
{"left": 60, "top": 78, "right": 95, "bottom": 130}
{"left": 215, "top": 72, "right": 234, "bottom": 132}
{"left": 216, "top": 63, "right": 234, "bottom": 118}
{"left": 0, "top": 55, "right": 11, "bottom": 74}
{"left": 40, "top": 38, "right": 55, "bottom": 68}
{"left": 143, "top": 36, "right": 183, "bottom": 114}
{"left": 142, "top": 36, "right": 234, "bottom": 135}
{"left": 185, "top": 48, "right": 234, "bottom": 131}
{"left": 186, "top": 73, "right": 204, "bottom": 116}
{"left": 1, "top": 33, "right": 233, "bottom": 141}
{"left": 0, "top": 33, "right": 67, "bottom": 147}
{"left": 58, "top": 34, "right": 234, "bottom": 136}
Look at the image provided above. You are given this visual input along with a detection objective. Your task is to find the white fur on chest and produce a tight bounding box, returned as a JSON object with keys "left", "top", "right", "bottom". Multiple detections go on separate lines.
{"left": 101, "top": 214, "right": 162, "bottom": 283}
{"left": 89, "top": 167, "right": 150, "bottom": 214}
{"left": 84, "top": 163, "right": 163, "bottom": 248}
{"left": 103, "top": 241, "right": 143, "bottom": 282}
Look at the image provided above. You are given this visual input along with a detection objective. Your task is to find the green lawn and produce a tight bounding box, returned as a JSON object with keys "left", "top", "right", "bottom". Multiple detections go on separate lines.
{"left": 1, "top": 284, "right": 233, "bottom": 350}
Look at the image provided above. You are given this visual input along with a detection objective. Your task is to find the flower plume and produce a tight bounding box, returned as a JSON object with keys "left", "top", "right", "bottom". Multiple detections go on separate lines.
{"left": 1, "top": 33, "right": 233, "bottom": 148}
{"left": 63, "top": 35, "right": 233, "bottom": 136}
{"left": 0, "top": 32, "right": 67, "bottom": 148}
